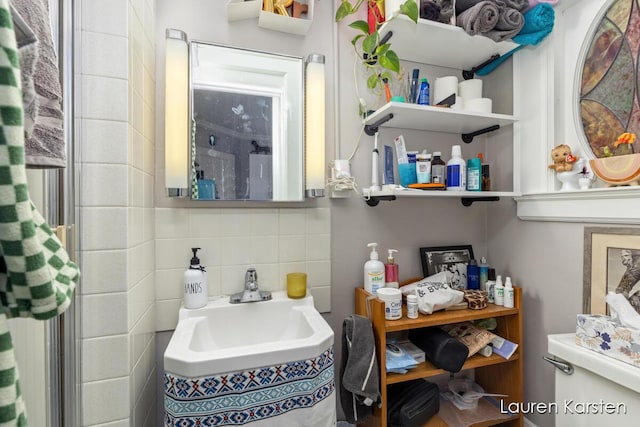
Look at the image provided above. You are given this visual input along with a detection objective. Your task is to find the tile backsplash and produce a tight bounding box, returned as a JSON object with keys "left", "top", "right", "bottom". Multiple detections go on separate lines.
{"left": 155, "top": 207, "right": 331, "bottom": 331}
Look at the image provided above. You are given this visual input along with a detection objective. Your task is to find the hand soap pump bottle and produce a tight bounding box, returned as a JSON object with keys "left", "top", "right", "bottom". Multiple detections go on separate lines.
{"left": 385, "top": 249, "right": 399, "bottom": 289}
{"left": 364, "top": 243, "right": 385, "bottom": 295}
{"left": 184, "top": 247, "right": 208, "bottom": 309}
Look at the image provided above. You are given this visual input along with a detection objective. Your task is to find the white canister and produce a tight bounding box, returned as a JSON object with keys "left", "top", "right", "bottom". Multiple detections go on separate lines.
{"left": 465, "top": 97, "right": 492, "bottom": 114}
{"left": 406, "top": 294, "right": 419, "bottom": 319}
{"left": 377, "top": 288, "right": 403, "bottom": 320}
{"left": 458, "top": 78, "right": 483, "bottom": 100}
{"left": 433, "top": 76, "right": 459, "bottom": 105}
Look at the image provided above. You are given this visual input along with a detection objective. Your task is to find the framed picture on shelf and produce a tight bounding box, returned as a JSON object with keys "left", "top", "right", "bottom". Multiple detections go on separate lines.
{"left": 584, "top": 227, "right": 640, "bottom": 315}
{"left": 419, "top": 245, "right": 474, "bottom": 291}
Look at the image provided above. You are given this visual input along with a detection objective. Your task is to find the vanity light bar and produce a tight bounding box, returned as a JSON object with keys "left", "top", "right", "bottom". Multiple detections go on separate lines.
{"left": 165, "top": 29, "right": 190, "bottom": 198}
{"left": 305, "top": 53, "right": 326, "bottom": 198}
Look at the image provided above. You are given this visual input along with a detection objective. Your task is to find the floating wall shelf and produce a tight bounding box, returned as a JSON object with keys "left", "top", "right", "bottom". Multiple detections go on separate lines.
{"left": 362, "top": 188, "right": 519, "bottom": 207}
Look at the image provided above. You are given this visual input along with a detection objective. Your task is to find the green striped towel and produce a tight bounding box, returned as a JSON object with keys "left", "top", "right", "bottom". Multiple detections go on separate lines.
{"left": 0, "top": 0, "right": 79, "bottom": 423}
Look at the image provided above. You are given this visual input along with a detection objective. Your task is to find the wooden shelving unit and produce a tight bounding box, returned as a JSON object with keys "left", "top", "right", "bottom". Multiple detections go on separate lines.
{"left": 354, "top": 285, "right": 523, "bottom": 427}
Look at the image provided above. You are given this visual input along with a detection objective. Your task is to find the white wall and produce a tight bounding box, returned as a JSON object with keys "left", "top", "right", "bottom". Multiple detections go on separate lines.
{"left": 77, "top": 0, "right": 157, "bottom": 425}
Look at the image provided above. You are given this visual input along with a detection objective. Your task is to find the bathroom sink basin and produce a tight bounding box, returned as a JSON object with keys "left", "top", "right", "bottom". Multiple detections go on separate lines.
{"left": 164, "top": 291, "right": 334, "bottom": 377}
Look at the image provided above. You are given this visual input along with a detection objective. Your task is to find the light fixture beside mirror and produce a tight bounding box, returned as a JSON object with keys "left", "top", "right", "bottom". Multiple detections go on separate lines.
{"left": 163, "top": 29, "right": 326, "bottom": 201}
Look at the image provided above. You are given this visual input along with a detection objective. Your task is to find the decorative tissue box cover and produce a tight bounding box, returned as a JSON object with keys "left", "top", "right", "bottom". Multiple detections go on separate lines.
{"left": 576, "top": 314, "right": 640, "bottom": 368}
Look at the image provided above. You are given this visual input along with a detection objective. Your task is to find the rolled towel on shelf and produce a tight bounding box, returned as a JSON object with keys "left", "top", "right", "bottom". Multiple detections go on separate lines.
{"left": 495, "top": 0, "right": 529, "bottom": 11}
{"left": 455, "top": 0, "right": 484, "bottom": 13}
{"left": 523, "top": 0, "right": 559, "bottom": 13}
{"left": 456, "top": 1, "right": 500, "bottom": 36}
{"left": 476, "top": 3, "right": 556, "bottom": 75}
{"left": 433, "top": 0, "right": 454, "bottom": 24}
{"left": 485, "top": 7, "right": 524, "bottom": 42}
{"left": 420, "top": 0, "right": 442, "bottom": 21}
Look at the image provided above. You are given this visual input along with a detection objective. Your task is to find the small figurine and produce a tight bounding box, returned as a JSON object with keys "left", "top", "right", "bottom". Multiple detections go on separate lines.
{"left": 548, "top": 144, "right": 579, "bottom": 173}
{"left": 614, "top": 132, "right": 636, "bottom": 156}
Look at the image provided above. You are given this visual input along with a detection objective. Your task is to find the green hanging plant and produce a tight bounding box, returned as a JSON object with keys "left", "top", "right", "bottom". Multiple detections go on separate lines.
{"left": 335, "top": 0, "right": 418, "bottom": 92}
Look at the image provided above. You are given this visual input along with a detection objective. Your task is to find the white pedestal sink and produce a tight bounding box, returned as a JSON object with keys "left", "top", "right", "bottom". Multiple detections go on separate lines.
{"left": 163, "top": 292, "right": 336, "bottom": 427}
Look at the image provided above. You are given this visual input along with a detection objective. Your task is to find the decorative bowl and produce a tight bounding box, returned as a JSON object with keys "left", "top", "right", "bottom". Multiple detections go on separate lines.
{"left": 589, "top": 154, "right": 640, "bottom": 186}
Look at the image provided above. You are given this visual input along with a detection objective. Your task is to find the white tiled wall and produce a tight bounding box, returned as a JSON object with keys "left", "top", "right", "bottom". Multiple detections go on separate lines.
{"left": 78, "top": 0, "right": 157, "bottom": 425}
{"left": 155, "top": 208, "right": 332, "bottom": 331}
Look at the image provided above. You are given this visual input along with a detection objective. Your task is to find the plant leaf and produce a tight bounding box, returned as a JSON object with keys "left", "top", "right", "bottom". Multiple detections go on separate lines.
{"left": 400, "top": 0, "right": 419, "bottom": 22}
{"left": 348, "top": 20, "right": 370, "bottom": 34}
{"left": 362, "top": 33, "right": 378, "bottom": 55}
{"left": 376, "top": 43, "right": 391, "bottom": 56}
{"left": 351, "top": 34, "right": 365, "bottom": 47}
{"left": 379, "top": 50, "right": 399, "bottom": 73}
{"left": 335, "top": 1, "right": 353, "bottom": 22}
{"left": 367, "top": 73, "right": 380, "bottom": 89}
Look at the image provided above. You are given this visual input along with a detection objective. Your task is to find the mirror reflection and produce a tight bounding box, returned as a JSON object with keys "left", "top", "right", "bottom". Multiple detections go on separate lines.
{"left": 190, "top": 42, "right": 304, "bottom": 201}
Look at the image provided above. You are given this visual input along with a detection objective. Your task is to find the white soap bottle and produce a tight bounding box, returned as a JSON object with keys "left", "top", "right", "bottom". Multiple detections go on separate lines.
{"left": 494, "top": 275, "right": 504, "bottom": 306}
{"left": 364, "top": 243, "right": 385, "bottom": 295}
{"left": 446, "top": 145, "right": 466, "bottom": 191}
{"left": 504, "top": 277, "right": 514, "bottom": 308}
{"left": 184, "top": 247, "right": 208, "bottom": 309}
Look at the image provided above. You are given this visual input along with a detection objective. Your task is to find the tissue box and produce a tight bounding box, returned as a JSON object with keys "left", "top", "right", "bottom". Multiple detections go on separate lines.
{"left": 576, "top": 314, "right": 640, "bottom": 368}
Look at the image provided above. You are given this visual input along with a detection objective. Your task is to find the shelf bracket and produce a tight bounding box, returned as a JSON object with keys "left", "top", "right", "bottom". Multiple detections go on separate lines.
{"left": 462, "top": 54, "right": 500, "bottom": 80}
{"left": 365, "top": 195, "right": 396, "bottom": 207}
{"left": 364, "top": 113, "right": 394, "bottom": 136}
{"left": 461, "top": 196, "right": 500, "bottom": 207}
{"left": 461, "top": 125, "right": 500, "bottom": 143}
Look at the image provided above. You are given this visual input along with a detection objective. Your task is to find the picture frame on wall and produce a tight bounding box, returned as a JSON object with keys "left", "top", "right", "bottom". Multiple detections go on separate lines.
{"left": 419, "top": 245, "right": 474, "bottom": 291}
{"left": 583, "top": 227, "right": 640, "bottom": 315}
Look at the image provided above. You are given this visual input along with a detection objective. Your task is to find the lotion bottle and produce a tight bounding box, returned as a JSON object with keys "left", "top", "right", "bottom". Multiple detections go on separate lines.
{"left": 479, "top": 257, "right": 489, "bottom": 291}
{"left": 385, "top": 249, "right": 399, "bottom": 289}
{"left": 494, "top": 275, "right": 504, "bottom": 306}
{"left": 184, "top": 247, "right": 208, "bottom": 309}
{"left": 364, "top": 243, "right": 385, "bottom": 295}
{"left": 504, "top": 277, "right": 514, "bottom": 308}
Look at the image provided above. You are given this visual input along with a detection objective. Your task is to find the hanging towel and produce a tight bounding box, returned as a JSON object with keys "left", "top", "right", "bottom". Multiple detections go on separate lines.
{"left": 420, "top": 1, "right": 442, "bottom": 22}
{"left": 476, "top": 3, "right": 555, "bottom": 75}
{"left": 10, "top": 0, "right": 65, "bottom": 169}
{"left": 485, "top": 7, "right": 524, "bottom": 42}
{"left": 0, "top": 0, "right": 79, "bottom": 421}
{"left": 340, "top": 314, "right": 381, "bottom": 424}
{"left": 456, "top": 1, "right": 500, "bottom": 36}
{"left": 523, "top": 0, "right": 559, "bottom": 13}
{"left": 433, "top": 0, "right": 454, "bottom": 24}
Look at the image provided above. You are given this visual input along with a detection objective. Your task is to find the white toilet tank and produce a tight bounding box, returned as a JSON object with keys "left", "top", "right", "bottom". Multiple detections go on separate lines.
{"left": 547, "top": 333, "right": 640, "bottom": 426}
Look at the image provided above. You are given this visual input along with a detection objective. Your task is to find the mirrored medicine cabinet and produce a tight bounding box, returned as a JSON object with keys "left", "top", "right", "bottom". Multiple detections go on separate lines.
{"left": 189, "top": 42, "right": 305, "bottom": 202}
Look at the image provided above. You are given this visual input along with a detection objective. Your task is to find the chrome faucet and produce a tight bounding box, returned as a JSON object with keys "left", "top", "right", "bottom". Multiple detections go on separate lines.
{"left": 229, "top": 268, "right": 272, "bottom": 303}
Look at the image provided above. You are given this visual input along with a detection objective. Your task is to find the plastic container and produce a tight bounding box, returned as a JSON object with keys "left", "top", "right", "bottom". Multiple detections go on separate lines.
{"left": 416, "top": 151, "right": 432, "bottom": 184}
{"left": 377, "top": 287, "right": 402, "bottom": 320}
{"left": 479, "top": 257, "right": 489, "bottom": 291}
{"left": 494, "top": 275, "right": 504, "bottom": 306}
{"left": 417, "top": 78, "right": 430, "bottom": 105}
{"left": 184, "top": 248, "right": 208, "bottom": 309}
{"left": 431, "top": 151, "right": 445, "bottom": 184}
{"left": 446, "top": 145, "right": 466, "bottom": 191}
{"left": 504, "top": 276, "right": 514, "bottom": 308}
{"left": 406, "top": 294, "right": 419, "bottom": 319}
{"left": 467, "top": 157, "right": 482, "bottom": 191}
{"left": 466, "top": 259, "right": 479, "bottom": 290}
{"left": 385, "top": 249, "right": 399, "bottom": 288}
{"left": 364, "top": 243, "right": 385, "bottom": 294}
{"left": 398, "top": 163, "right": 417, "bottom": 187}
{"left": 287, "top": 272, "right": 307, "bottom": 299}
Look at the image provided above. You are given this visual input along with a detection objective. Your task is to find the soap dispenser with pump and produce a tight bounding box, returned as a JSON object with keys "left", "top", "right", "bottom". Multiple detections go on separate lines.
{"left": 184, "top": 247, "right": 208, "bottom": 309}
{"left": 385, "top": 249, "right": 399, "bottom": 289}
{"left": 364, "top": 243, "right": 385, "bottom": 295}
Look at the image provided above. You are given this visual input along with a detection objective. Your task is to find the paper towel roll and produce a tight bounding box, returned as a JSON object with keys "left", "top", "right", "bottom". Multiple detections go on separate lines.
{"left": 458, "top": 79, "right": 483, "bottom": 100}
{"left": 433, "top": 76, "right": 459, "bottom": 105}
{"left": 465, "top": 98, "right": 492, "bottom": 114}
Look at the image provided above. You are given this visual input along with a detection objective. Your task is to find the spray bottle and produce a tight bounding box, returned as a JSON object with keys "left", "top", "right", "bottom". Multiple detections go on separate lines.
{"left": 364, "top": 243, "right": 385, "bottom": 295}
{"left": 479, "top": 256, "right": 489, "bottom": 291}
{"left": 184, "top": 248, "right": 208, "bottom": 309}
{"left": 494, "top": 275, "right": 504, "bottom": 306}
{"left": 504, "top": 277, "right": 514, "bottom": 308}
{"left": 385, "top": 249, "right": 399, "bottom": 289}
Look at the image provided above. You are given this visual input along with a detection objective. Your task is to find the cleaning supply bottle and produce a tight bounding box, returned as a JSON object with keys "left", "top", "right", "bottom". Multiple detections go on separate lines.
{"left": 431, "top": 151, "right": 445, "bottom": 184}
{"left": 504, "top": 277, "right": 514, "bottom": 308}
{"left": 466, "top": 259, "right": 479, "bottom": 290}
{"left": 184, "top": 248, "right": 208, "bottom": 309}
{"left": 494, "top": 275, "right": 504, "bottom": 306}
{"left": 446, "top": 145, "right": 466, "bottom": 191}
{"left": 417, "top": 78, "right": 430, "bottom": 105}
{"left": 479, "top": 257, "right": 489, "bottom": 291}
{"left": 385, "top": 249, "right": 399, "bottom": 289}
{"left": 467, "top": 156, "right": 482, "bottom": 191}
{"left": 364, "top": 243, "right": 385, "bottom": 295}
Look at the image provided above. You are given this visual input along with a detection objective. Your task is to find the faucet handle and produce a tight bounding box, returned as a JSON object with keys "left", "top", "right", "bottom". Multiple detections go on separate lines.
{"left": 245, "top": 268, "right": 257, "bottom": 283}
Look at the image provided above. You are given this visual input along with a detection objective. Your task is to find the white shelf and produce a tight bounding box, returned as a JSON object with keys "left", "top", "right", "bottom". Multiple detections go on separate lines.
{"left": 363, "top": 187, "right": 518, "bottom": 200}
{"left": 379, "top": 16, "right": 518, "bottom": 70}
{"left": 363, "top": 102, "right": 518, "bottom": 134}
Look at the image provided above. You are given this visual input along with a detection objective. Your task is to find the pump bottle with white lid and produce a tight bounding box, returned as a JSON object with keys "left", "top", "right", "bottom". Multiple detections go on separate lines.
{"left": 184, "top": 247, "right": 208, "bottom": 309}
{"left": 503, "top": 277, "right": 514, "bottom": 308}
{"left": 385, "top": 249, "right": 399, "bottom": 288}
{"left": 494, "top": 275, "right": 504, "bottom": 306}
{"left": 364, "top": 243, "right": 385, "bottom": 295}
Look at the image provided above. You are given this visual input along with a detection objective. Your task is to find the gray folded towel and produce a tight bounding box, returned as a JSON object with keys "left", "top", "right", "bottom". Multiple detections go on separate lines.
{"left": 433, "top": 0, "right": 454, "bottom": 24}
{"left": 455, "top": 0, "right": 484, "bottom": 13}
{"left": 10, "top": 0, "right": 66, "bottom": 169}
{"left": 456, "top": 1, "right": 500, "bottom": 35}
{"left": 499, "top": 0, "right": 529, "bottom": 11}
{"left": 339, "top": 314, "right": 380, "bottom": 424}
{"left": 486, "top": 7, "right": 524, "bottom": 41}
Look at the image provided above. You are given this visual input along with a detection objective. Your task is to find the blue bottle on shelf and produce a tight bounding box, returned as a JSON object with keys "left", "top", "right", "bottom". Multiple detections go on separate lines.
{"left": 417, "top": 78, "right": 430, "bottom": 105}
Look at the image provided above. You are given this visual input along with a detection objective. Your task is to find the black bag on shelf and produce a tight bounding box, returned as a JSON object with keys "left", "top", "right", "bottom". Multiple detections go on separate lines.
{"left": 408, "top": 327, "right": 469, "bottom": 373}
{"left": 387, "top": 379, "right": 439, "bottom": 427}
